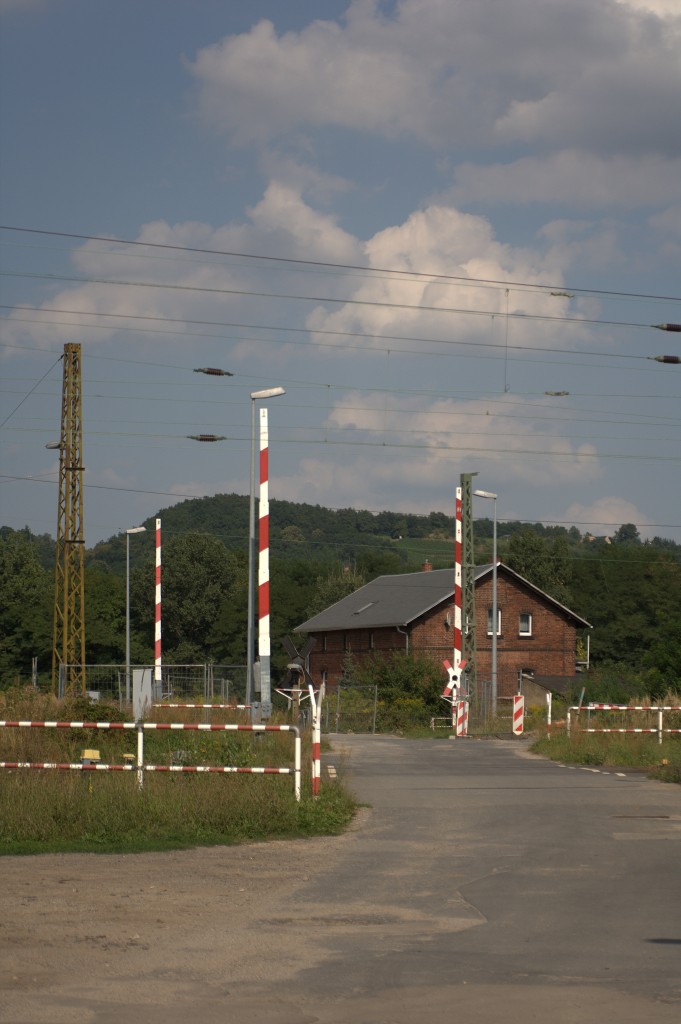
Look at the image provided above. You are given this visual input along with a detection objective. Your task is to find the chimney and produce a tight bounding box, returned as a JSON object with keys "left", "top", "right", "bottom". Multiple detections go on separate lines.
{"left": 421, "top": 559, "right": 432, "bottom": 572}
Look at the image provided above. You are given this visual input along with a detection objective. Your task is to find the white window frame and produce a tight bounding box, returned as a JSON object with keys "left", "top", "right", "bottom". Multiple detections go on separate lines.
{"left": 487, "top": 607, "right": 502, "bottom": 636}
{"left": 519, "top": 612, "right": 533, "bottom": 637}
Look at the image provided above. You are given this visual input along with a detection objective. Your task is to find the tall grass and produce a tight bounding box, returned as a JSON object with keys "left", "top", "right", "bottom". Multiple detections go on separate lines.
{"left": 530, "top": 689, "right": 681, "bottom": 783}
{"left": 0, "top": 687, "right": 356, "bottom": 854}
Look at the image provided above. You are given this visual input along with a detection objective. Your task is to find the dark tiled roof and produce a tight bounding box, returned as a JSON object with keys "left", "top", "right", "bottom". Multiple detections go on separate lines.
{"left": 294, "top": 563, "right": 591, "bottom": 632}
{"left": 295, "top": 566, "right": 487, "bottom": 632}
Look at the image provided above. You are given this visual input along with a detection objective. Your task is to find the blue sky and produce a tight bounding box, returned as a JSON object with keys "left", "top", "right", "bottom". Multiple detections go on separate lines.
{"left": 1, "top": 0, "right": 680, "bottom": 547}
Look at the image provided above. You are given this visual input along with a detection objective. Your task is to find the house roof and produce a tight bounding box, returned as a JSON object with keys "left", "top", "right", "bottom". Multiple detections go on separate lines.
{"left": 294, "top": 563, "right": 591, "bottom": 633}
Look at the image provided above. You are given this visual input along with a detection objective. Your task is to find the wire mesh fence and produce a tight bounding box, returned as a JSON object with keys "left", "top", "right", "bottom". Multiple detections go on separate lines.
{"left": 55, "top": 664, "right": 240, "bottom": 707}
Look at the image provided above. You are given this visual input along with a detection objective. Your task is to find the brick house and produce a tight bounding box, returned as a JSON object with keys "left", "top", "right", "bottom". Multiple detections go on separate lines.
{"left": 295, "top": 562, "right": 591, "bottom": 699}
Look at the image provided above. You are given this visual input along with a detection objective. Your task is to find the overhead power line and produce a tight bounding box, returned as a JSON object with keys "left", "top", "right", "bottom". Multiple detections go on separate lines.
{"left": 2, "top": 224, "right": 680, "bottom": 303}
{"left": 0, "top": 270, "right": 673, "bottom": 333}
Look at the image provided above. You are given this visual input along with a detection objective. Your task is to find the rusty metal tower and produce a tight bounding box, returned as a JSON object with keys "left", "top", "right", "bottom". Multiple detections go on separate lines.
{"left": 460, "top": 471, "right": 478, "bottom": 697}
{"left": 52, "top": 343, "right": 86, "bottom": 694}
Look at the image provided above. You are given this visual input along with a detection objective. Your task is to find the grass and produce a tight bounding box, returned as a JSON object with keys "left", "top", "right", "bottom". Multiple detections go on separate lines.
{"left": 522, "top": 691, "right": 681, "bottom": 783}
{"left": 530, "top": 731, "right": 681, "bottom": 784}
{"left": 0, "top": 688, "right": 357, "bottom": 855}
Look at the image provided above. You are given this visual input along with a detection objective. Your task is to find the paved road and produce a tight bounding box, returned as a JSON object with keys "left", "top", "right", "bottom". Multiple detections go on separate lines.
{"left": 2, "top": 735, "right": 680, "bottom": 1023}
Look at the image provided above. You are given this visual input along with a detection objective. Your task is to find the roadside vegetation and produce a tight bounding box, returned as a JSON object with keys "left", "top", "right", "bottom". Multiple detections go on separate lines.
{"left": 0, "top": 689, "right": 356, "bottom": 856}
{"left": 528, "top": 688, "right": 681, "bottom": 784}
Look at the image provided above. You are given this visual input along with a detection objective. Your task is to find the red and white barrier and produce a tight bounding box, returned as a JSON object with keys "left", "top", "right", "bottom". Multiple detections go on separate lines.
{"left": 567, "top": 705, "right": 681, "bottom": 745}
{"left": 0, "top": 720, "right": 302, "bottom": 799}
{"left": 152, "top": 704, "right": 251, "bottom": 710}
{"left": 513, "top": 695, "right": 525, "bottom": 736}
{"left": 0, "top": 720, "right": 135, "bottom": 729}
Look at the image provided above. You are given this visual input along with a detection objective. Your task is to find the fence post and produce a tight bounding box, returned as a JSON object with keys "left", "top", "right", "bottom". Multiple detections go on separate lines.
{"left": 136, "top": 723, "right": 144, "bottom": 789}
{"left": 658, "top": 708, "right": 664, "bottom": 746}
{"left": 293, "top": 727, "right": 301, "bottom": 802}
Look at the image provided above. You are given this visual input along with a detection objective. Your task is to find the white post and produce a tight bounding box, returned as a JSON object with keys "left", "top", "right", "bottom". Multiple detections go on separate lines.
{"left": 136, "top": 725, "right": 144, "bottom": 790}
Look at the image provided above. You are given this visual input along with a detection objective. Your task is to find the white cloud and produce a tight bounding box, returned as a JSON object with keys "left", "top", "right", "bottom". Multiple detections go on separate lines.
{"left": 563, "top": 496, "right": 652, "bottom": 537}
{"left": 305, "top": 203, "right": 598, "bottom": 351}
{"left": 188, "top": 0, "right": 681, "bottom": 159}
{"left": 319, "top": 391, "right": 602, "bottom": 488}
{"left": 2, "top": 184, "right": 360, "bottom": 357}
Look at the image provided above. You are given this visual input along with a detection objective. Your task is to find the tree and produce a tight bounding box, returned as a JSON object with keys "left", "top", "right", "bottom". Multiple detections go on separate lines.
{"left": 0, "top": 530, "right": 52, "bottom": 684}
{"left": 84, "top": 565, "right": 125, "bottom": 663}
{"left": 305, "top": 566, "right": 367, "bottom": 619}
{"left": 130, "top": 532, "right": 245, "bottom": 664}
{"left": 613, "top": 523, "right": 641, "bottom": 545}
{"left": 506, "top": 530, "right": 572, "bottom": 604}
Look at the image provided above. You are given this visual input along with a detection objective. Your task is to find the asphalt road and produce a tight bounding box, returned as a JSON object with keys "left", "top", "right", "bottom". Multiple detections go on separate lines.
{"left": 2, "top": 735, "right": 680, "bottom": 1023}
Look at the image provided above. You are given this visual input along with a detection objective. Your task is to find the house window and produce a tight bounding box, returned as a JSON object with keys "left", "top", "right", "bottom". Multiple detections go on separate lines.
{"left": 519, "top": 612, "right": 533, "bottom": 637}
{"left": 487, "top": 607, "right": 502, "bottom": 636}
{"left": 369, "top": 632, "right": 375, "bottom": 650}
{"left": 322, "top": 634, "right": 328, "bottom": 651}
{"left": 344, "top": 633, "right": 350, "bottom": 652}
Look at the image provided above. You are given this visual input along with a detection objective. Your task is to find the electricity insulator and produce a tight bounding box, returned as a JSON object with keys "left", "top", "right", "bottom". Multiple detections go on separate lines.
{"left": 648, "top": 355, "right": 680, "bottom": 364}
{"left": 187, "top": 434, "right": 227, "bottom": 441}
{"left": 652, "top": 324, "right": 681, "bottom": 333}
{"left": 193, "top": 367, "right": 234, "bottom": 376}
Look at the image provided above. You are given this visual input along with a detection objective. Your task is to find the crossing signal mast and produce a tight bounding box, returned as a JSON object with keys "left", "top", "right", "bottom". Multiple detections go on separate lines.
{"left": 460, "top": 472, "right": 478, "bottom": 699}
{"left": 51, "top": 343, "right": 86, "bottom": 694}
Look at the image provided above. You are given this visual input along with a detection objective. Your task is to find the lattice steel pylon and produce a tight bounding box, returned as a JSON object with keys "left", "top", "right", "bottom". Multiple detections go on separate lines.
{"left": 460, "top": 471, "right": 478, "bottom": 699}
{"left": 51, "top": 343, "right": 86, "bottom": 694}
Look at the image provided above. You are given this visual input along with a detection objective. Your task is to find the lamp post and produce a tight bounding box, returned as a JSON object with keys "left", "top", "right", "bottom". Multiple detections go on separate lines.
{"left": 247, "top": 387, "right": 285, "bottom": 710}
{"left": 473, "top": 489, "right": 498, "bottom": 719}
{"left": 125, "top": 526, "right": 146, "bottom": 704}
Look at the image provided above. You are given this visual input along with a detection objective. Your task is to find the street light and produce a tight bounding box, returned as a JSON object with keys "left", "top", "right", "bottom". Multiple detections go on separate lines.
{"left": 247, "top": 387, "right": 285, "bottom": 711}
{"left": 473, "top": 489, "right": 498, "bottom": 719}
{"left": 125, "top": 526, "right": 146, "bottom": 704}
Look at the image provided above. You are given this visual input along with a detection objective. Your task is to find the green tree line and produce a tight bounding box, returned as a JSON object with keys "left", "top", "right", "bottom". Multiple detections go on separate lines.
{"left": 1, "top": 502, "right": 679, "bottom": 694}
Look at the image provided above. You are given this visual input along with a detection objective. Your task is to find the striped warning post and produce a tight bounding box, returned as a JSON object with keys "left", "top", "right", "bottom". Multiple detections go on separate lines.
{"left": 513, "top": 695, "right": 525, "bottom": 736}
{"left": 455, "top": 700, "right": 468, "bottom": 738}
{"left": 258, "top": 407, "right": 272, "bottom": 717}
{"left": 309, "top": 684, "right": 322, "bottom": 798}
{"left": 155, "top": 518, "right": 162, "bottom": 691}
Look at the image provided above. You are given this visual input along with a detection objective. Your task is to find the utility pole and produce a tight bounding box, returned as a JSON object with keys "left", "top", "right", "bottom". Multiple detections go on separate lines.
{"left": 51, "top": 343, "right": 86, "bottom": 695}
{"left": 459, "top": 472, "right": 478, "bottom": 700}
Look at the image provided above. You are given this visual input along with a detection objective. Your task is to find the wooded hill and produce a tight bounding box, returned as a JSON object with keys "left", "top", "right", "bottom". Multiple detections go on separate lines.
{"left": 2, "top": 493, "right": 680, "bottom": 696}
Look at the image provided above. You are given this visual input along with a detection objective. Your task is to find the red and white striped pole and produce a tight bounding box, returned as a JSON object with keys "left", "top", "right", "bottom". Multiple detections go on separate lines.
{"left": 309, "top": 684, "right": 322, "bottom": 799}
{"left": 155, "top": 518, "right": 162, "bottom": 696}
{"left": 441, "top": 488, "right": 467, "bottom": 732}
{"left": 258, "top": 408, "right": 272, "bottom": 718}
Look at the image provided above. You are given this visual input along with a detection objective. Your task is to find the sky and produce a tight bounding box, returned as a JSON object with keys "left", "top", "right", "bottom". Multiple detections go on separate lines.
{"left": 1, "top": 0, "right": 680, "bottom": 549}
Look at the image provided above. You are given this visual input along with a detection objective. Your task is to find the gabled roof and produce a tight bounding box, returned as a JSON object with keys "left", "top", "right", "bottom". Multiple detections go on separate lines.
{"left": 294, "top": 563, "right": 591, "bottom": 633}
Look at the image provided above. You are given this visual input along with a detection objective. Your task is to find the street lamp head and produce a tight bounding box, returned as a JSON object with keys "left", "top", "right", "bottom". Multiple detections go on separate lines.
{"left": 473, "top": 489, "right": 498, "bottom": 500}
{"left": 126, "top": 526, "right": 146, "bottom": 535}
{"left": 45, "top": 441, "right": 62, "bottom": 449}
{"left": 251, "top": 386, "right": 285, "bottom": 400}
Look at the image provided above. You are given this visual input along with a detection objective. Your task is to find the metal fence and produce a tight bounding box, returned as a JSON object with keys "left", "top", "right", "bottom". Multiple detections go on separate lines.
{"left": 56, "top": 664, "right": 247, "bottom": 707}
{"left": 323, "top": 684, "right": 378, "bottom": 734}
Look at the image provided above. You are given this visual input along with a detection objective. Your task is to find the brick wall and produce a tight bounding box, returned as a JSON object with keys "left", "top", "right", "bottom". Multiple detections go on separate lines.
{"left": 474, "top": 575, "right": 578, "bottom": 697}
